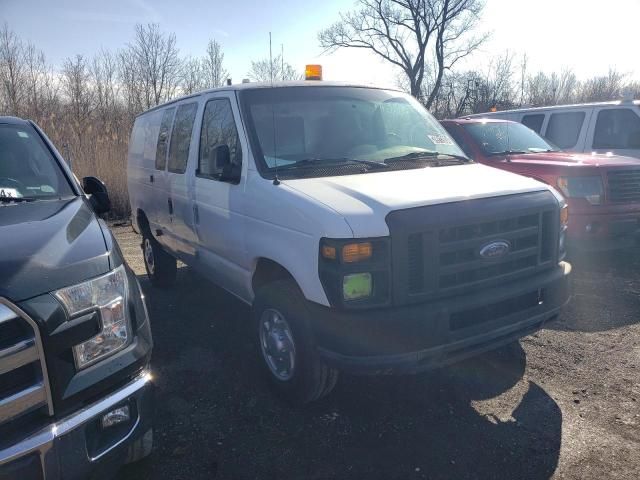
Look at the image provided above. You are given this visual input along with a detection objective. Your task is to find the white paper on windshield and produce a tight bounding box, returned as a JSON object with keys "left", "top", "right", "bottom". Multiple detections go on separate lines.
{"left": 17, "top": 131, "right": 29, "bottom": 138}
{"left": 427, "top": 134, "right": 454, "bottom": 145}
{"left": 0, "top": 188, "right": 22, "bottom": 198}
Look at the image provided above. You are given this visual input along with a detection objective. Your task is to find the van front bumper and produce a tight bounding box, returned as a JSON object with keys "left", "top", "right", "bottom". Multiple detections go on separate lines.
{"left": 0, "top": 371, "right": 153, "bottom": 480}
{"left": 309, "top": 262, "right": 571, "bottom": 375}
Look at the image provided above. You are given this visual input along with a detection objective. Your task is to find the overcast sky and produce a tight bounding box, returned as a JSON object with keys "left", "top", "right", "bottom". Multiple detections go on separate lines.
{"left": 1, "top": 0, "right": 638, "bottom": 88}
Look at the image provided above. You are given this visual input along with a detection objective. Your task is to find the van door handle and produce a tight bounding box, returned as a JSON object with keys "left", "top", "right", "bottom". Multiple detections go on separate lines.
{"left": 150, "top": 174, "right": 154, "bottom": 183}
{"left": 168, "top": 198, "right": 173, "bottom": 215}
{"left": 193, "top": 204, "right": 199, "bottom": 224}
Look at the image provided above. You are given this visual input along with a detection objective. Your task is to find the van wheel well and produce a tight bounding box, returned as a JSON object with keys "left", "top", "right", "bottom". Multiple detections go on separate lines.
{"left": 252, "top": 259, "right": 295, "bottom": 296}
{"left": 137, "top": 209, "right": 150, "bottom": 233}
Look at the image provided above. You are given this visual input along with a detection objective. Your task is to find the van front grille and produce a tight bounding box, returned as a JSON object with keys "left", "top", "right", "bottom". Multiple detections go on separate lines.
{"left": 0, "top": 302, "right": 53, "bottom": 428}
{"left": 386, "top": 191, "right": 560, "bottom": 306}
{"left": 608, "top": 169, "right": 640, "bottom": 203}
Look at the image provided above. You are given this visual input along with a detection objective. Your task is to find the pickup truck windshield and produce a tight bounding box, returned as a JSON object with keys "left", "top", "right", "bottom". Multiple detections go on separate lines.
{"left": 240, "top": 86, "right": 466, "bottom": 178}
{"left": 0, "top": 124, "right": 73, "bottom": 201}
{"left": 463, "top": 121, "right": 559, "bottom": 156}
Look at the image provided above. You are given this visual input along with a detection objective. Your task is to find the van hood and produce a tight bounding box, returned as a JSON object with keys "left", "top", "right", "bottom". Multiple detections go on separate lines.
{"left": 282, "top": 163, "right": 550, "bottom": 237}
{"left": 0, "top": 197, "right": 111, "bottom": 302}
{"left": 505, "top": 151, "right": 640, "bottom": 167}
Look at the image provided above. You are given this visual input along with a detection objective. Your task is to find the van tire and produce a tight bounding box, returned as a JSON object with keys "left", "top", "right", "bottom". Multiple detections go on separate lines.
{"left": 141, "top": 229, "right": 176, "bottom": 287}
{"left": 253, "top": 279, "right": 339, "bottom": 405}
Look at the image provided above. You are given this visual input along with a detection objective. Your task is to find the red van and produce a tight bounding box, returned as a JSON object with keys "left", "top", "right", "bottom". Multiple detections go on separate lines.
{"left": 441, "top": 118, "right": 640, "bottom": 250}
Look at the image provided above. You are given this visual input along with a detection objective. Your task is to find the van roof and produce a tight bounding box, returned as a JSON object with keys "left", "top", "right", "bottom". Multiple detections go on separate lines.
{"left": 138, "top": 81, "right": 401, "bottom": 117}
{"left": 465, "top": 99, "right": 640, "bottom": 118}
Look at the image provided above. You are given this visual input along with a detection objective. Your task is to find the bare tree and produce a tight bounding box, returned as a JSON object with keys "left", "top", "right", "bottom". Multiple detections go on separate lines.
{"left": 61, "top": 55, "right": 94, "bottom": 139}
{"left": 181, "top": 57, "right": 204, "bottom": 95}
{"left": 91, "top": 49, "right": 120, "bottom": 129}
{"left": 428, "top": 51, "right": 517, "bottom": 118}
{"left": 0, "top": 23, "right": 26, "bottom": 115}
{"left": 121, "top": 23, "right": 182, "bottom": 110}
{"left": 319, "top": 0, "right": 487, "bottom": 107}
{"left": 527, "top": 69, "right": 578, "bottom": 106}
{"left": 202, "top": 39, "right": 228, "bottom": 88}
{"left": 577, "top": 69, "right": 625, "bottom": 103}
{"left": 248, "top": 54, "right": 301, "bottom": 82}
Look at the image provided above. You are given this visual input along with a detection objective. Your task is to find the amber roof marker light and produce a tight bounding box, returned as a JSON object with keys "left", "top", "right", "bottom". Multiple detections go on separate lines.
{"left": 305, "top": 64, "right": 322, "bottom": 81}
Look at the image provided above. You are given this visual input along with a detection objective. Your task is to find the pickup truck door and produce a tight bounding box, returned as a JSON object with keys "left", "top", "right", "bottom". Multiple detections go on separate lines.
{"left": 191, "top": 93, "right": 248, "bottom": 296}
{"left": 164, "top": 101, "right": 200, "bottom": 260}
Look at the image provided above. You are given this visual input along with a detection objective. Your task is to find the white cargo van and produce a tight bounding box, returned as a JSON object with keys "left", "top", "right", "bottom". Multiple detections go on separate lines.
{"left": 127, "top": 79, "right": 571, "bottom": 403}
{"left": 466, "top": 99, "right": 640, "bottom": 158}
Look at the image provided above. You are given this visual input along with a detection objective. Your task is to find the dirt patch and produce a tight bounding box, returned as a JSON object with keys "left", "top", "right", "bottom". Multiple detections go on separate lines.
{"left": 113, "top": 225, "right": 640, "bottom": 480}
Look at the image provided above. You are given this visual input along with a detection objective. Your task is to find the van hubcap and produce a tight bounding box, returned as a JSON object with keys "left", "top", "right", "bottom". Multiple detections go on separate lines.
{"left": 259, "top": 309, "right": 296, "bottom": 381}
{"left": 144, "top": 238, "right": 155, "bottom": 275}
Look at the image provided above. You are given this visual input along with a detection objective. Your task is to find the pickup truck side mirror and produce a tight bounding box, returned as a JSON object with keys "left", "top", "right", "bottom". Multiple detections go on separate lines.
{"left": 82, "top": 176, "right": 111, "bottom": 214}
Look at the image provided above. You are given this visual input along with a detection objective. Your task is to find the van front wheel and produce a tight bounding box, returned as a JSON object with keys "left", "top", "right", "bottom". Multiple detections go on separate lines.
{"left": 253, "top": 280, "right": 339, "bottom": 404}
{"left": 142, "top": 230, "right": 176, "bottom": 287}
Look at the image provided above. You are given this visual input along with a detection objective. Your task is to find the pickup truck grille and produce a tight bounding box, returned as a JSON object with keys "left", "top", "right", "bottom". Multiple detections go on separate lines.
{"left": 608, "top": 169, "right": 640, "bottom": 203}
{"left": 386, "top": 191, "right": 560, "bottom": 306}
{"left": 0, "top": 301, "right": 53, "bottom": 428}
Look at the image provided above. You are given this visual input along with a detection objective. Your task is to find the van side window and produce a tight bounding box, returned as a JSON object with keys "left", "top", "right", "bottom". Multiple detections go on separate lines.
{"left": 155, "top": 108, "right": 175, "bottom": 170}
{"left": 521, "top": 114, "right": 545, "bottom": 134}
{"left": 545, "top": 111, "right": 585, "bottom": 149}
{"left": 198, "top": 99, "right": 242, "bottom": 181}
{"left": 593, "top": 108, "right": 640, "bottom": 149}
{"left": 168, "top": 102, "right": 198, "bottom": 174}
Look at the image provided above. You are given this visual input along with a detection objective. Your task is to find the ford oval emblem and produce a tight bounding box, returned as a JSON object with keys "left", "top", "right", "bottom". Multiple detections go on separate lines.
{"left": 479, "top": 240, "right": 511, "bottom": 259}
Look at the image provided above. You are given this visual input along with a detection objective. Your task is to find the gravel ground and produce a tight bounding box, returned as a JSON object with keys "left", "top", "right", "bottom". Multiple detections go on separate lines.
{"left": 112, "top": 225, "right": 640, "bottom": 480}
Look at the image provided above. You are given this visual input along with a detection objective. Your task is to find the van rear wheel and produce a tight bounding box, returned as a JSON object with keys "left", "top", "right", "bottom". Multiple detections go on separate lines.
{"left": 253, "top": 279, "right": 339, "bottom": 405}
{"left": 142, "top": 229, "right": 176, "bottom": 287}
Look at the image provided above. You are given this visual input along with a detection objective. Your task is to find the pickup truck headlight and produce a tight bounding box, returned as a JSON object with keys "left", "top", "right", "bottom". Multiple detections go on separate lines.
{"left": 54, "top": 265, "right": 131, "bottom": 370}
{"left": 557, "top": 176, "right": 603, "bottom": 205}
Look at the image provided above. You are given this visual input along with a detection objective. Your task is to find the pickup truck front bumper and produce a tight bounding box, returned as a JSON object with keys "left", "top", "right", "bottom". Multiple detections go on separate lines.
{"left": 0, "top": 371, "right": 154, "bottom": 480}
{"left": 309, "top": 262, "right": 571, "bottom": 375}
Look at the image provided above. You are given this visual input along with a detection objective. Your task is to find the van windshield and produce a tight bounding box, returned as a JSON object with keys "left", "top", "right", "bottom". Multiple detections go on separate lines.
{"left": 240, "top": 86, "right": 467, "bottom": 178}
{"left": 0, "top": 124, "right": 73, "bottom": 201}
{"left": 463, "top": 121, "right": 559, "bottom": 156}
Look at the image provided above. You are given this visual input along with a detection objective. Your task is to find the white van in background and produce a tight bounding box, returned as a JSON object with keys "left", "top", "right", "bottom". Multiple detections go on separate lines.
{"left": 127, "top": 77, "right": 571, "bottom": 404}
{"left": 466, "top": 99, "right": 640, "bottom": 158}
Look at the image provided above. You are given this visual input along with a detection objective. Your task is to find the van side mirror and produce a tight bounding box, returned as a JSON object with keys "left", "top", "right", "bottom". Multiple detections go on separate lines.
{"left": 82, "top": 176, "right": 111, "bottom": 214}
{"left": 214, "top": 144, "right": 231, "bottom": 171}
{"left": 214, "top": 145, "right": 240, "bottom": 183}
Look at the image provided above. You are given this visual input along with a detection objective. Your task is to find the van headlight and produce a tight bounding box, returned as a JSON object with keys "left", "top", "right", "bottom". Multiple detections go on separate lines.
{"left": 54, "top": 265, "right": 131, "bottom": 370}
{"left": 319, "top": 238, "right": 390, "bottom": 308}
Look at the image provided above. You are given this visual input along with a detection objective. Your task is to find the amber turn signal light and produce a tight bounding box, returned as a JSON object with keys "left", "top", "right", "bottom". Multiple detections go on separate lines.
{"left": 341, "top": 242, "right": 373, "bottom": 263}
{"left": 321, "top": 245, "right": 337, "bottom": 260}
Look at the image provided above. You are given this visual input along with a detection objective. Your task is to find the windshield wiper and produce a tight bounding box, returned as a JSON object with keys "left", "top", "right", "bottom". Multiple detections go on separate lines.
{"left": 0, "top": 196, "right": 35, "bottom": 203}
{"left": 384, "top": 151, "right": 471, "bottom": 164}
{"left": 277, "top": 157, "right": 389, "bottom": 170}
{"left": 488, "top": 150, "right": 527, "bottom": 156}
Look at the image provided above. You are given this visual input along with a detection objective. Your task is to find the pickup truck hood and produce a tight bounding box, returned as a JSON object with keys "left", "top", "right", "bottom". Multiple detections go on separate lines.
{"left": 505, "top": 151, "right": 640, "bottom": 167}
{"left": 0, "top": 197, "right": 111, "bottom": 302}
{"left": 283, "top": 163, "right": 550, "bottom": 237}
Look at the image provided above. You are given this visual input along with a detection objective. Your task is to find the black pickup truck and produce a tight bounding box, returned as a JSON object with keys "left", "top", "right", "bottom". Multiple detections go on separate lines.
{"left": 0, "top": 116, "right": 153, "bottom": 479}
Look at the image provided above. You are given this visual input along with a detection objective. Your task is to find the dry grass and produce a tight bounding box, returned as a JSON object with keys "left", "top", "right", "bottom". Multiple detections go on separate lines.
{"left": 41, "top": 116, "right": 133, "bottom": 219}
